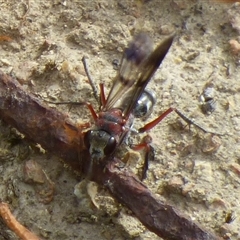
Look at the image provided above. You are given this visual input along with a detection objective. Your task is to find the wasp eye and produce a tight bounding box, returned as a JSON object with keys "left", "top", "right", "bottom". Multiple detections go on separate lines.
{"left": 84, "top": 130, "right": 92, "bottom": 149}
{"left": 104, "top": 136, "right": 116, "bottom": 156}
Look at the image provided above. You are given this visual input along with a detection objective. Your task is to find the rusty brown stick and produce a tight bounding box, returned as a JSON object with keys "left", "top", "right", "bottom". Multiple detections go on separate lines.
{"left": 0, "top": 70, "right": 222, "bottom": 240}
{"left": 91, "top": 159, "right": 222, "bottom": 240}
{"left": 0, "top": 202, "right": 41, "bottom": 240}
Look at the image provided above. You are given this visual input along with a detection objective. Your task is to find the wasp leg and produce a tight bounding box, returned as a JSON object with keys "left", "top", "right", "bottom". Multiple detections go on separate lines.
{"left": 130, "top": 135, "right": 154, "bottom": 180}
{"left": 138, "top": 107, "right": 174, "bottom": 133}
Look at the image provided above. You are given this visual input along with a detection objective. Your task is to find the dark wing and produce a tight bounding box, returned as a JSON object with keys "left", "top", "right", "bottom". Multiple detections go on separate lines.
{"left": 103, "top": 33, "right": 153, "bottom": 110}
{"left": 122, "top": 34, "right": 175, "bottom": 118}
{"left": 103, "top": 33, "right": 175, "bottom": 119}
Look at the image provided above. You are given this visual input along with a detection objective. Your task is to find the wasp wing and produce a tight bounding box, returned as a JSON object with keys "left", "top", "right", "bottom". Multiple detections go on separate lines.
{"left": 103, "top": 33, "right": 153, "bottom": 110}
{"left": 122, "top": 34, "right": 175, "bottom": 119}
{"left": 103, "top": 33, "right": 175, "bottom": 120}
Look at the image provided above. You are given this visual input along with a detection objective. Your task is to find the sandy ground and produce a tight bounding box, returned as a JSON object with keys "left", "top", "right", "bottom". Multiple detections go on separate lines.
{"left": 0, "top": 0, "right": 240, "bottom": 239}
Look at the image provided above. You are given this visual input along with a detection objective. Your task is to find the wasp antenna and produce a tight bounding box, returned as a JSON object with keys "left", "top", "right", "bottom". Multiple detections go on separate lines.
{"left": 82, "top": 56, "right": 100, "bottom": 105}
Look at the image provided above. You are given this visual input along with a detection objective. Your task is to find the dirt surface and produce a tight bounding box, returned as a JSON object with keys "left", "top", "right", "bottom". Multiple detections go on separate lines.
{"left": 0, "top": 0, "right": 240, "bottom": 239}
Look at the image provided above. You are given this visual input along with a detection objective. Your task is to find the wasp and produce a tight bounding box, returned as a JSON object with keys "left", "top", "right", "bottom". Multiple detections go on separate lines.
{"left": 82, "top": 33, "right": 175, "bottom": 179}
{"left": 51, "top": 33, "right": 217, "bottom": 179}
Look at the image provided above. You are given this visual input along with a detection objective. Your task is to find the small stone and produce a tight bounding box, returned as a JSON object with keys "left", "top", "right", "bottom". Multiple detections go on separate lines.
{"left": 14, "top": 61, "right": 38, "bottom": 83}
{"left": 116, "top": 210, "right": 145, "bottom": 238}
{"left": 230, "top": 162, "right": 240, "bottom": 177}
{"left": 202, "top": 135, "right": 221, "bottom": 154}
{"left": 193, "top": 160, "right": 213, "bottom": 182}
{"left": 23, "top": 160, "right": 45, "bottom": 184}
{"left": 0, "top": 59, "right": 11, "bottom": 66}
{"left": 168, "top": 176, "right": 184, "bottom": 188}
{"left": 229, "top": 39, "right": 240, "bottom": 55}
{"left": 159, "top": 24, "right": 175, "bottom": 35}
{"left": 182, "top": 182, "right": 195, "bottom": 196}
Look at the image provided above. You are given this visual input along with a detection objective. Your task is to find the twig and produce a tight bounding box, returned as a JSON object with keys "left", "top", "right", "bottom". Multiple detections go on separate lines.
{"left": 0, "top": 70, "right": 222, "bottom": 240}
{"left": 0, "top": 202, "right": 41, "bottom": 240}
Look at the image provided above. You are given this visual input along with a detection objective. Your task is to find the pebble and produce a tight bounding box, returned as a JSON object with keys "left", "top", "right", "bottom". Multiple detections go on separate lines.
{"left": 193, "top": 160, "right": 213, "bottom": 182}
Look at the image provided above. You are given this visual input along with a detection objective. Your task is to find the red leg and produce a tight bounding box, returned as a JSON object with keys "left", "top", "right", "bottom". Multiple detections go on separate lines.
{"left": 138, "top": 107, "right": 175, "bottom": 133}
{"left": 133, "top": 107, "right": 212, "bottom": 180}
{"left": 131, "top": 135, "right": 154, "bottom": 180}
{"left": 86, "top": 102, "right": 98, "bottom": 121}
{"left": 132, "top": 108, "right": 175, "bottom": 179}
